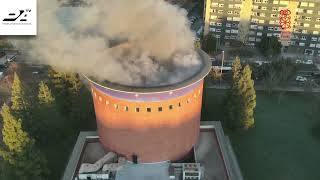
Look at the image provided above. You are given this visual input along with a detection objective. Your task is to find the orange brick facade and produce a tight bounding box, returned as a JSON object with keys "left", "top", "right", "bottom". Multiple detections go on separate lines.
{"left": 91, "top": 80, "right": 204, "bottom": 163}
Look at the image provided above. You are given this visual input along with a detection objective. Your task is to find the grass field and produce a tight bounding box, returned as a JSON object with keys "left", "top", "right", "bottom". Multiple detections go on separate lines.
{"left": 202, "top": 88, "right": 320, "bottom": 180}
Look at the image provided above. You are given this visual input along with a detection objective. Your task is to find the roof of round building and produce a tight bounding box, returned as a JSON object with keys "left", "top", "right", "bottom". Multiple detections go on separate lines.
{"left": 83, "top": 49, "right": 211, "bottom": 94}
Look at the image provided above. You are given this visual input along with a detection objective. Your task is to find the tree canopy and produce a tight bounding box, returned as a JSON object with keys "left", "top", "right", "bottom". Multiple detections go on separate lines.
{"left": 0, "top": 104, "right": 49, "bottom": 179}
{"left": 225, "top": 57, "right": 256, "bottom": 129}
{"left": 201, "top": 33, "right": 217, "bottom": 55}
{"left": 257, "top": 36, "right": 282, "bottom": 57}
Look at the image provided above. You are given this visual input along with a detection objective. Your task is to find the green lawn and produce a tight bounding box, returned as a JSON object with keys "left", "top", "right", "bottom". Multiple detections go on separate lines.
{"left": 202, "top": 88, "right": 320, "bottom": 180}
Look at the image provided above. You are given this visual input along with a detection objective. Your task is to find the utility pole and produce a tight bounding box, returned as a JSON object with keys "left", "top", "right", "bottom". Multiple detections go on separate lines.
{"left": 219, "top": 51, "right": 225, "bottom": 86}
{"left": 220, "top": 50, "right": 225, "bottom": 75}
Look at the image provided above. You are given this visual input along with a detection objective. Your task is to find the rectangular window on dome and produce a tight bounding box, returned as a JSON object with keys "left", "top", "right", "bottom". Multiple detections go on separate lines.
{"left": 178, "top": 102, "right": 181, "bottom": 107}
{"left": 124, "top": 106, "right": 129, "bottom": 111}
{"left": 147, "top": 108, "right": 152, "bottom": 112}
{"left": 114, "top": 104, "right": 118, "bottom": 109}
{"left": 169, "top": 105, "right": 173, "bottom": 110}
{"left": 135, "top": 108, "right": 140, "bottom": 112}
{"left": 158, "top": 107, "right": 162, "bottom": 112}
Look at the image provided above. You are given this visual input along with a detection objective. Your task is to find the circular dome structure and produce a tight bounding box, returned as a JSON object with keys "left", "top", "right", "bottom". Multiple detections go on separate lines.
{"left": 85, "top": 49, "right": 211, "bottom": 162}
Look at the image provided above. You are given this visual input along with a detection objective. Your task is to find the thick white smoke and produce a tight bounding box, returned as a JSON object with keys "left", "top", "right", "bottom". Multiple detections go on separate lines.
{"left": 15, "top": 0, "right": 202, "bottom": 86}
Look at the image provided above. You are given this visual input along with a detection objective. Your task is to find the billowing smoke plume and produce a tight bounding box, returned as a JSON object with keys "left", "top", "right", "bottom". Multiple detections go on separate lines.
{"left": 15, "top": 0, "right": 202, "bottom": 87}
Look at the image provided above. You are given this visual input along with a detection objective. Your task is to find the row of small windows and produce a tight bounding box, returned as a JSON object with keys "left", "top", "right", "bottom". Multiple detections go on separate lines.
{"left": 92, "top": 89, "right": 201, "bottom": 113}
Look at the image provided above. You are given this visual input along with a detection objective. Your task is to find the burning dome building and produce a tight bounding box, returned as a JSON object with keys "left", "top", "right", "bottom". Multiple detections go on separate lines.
{"left": 85, "top": 49, "right": 211, "bottom": 163}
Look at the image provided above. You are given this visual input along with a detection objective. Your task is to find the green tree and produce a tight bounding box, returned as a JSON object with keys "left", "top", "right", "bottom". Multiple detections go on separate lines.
{"left": 0, "top": 104, "right": 49, "bottom": 180}
{"left": 257, "top": 36, "right": 282, "bottom": 57}
{"left": 225, "top": 58, "right": 243, "bottom": 129}
{"left": 239, "top": 65, "right": 256, "bottom": 129}
{"left": 0, "top": 104, "right": 30, "bottom": 155}
{"left": 11, "top": 73, "right": 29, "bottom": 112}
{"left": 38, "top": 81, "right": 55, "bottom": 105}
{"left": 48, "top": 68, "right": 95, "bottom": 130}
{"left": 201, "top": 33, "right": 217, "bottom": 55}
{"left": 225, "top": 58, "right": 256, "bottom": 129}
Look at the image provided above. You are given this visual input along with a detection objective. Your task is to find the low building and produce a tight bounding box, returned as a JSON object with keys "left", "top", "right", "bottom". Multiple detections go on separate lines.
{"left": 62, "top": 122, "right": 243, "bottom": 180}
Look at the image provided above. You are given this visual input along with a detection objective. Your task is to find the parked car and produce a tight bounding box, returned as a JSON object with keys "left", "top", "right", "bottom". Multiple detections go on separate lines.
{"left": 296, "top": 76, "right": 307, "bottom": 82}
{"left": 303, "top": 60, "right": 313, "bottom": 65}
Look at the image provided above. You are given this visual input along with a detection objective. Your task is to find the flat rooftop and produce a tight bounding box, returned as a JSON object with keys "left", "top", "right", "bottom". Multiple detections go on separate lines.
{"left": 62, "top": 121, "right": 242, "bottom": 180}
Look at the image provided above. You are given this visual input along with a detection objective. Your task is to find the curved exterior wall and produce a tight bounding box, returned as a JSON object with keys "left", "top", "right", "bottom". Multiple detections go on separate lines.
{"left": 90, "top": 80, "right": 204, "bottom": 163}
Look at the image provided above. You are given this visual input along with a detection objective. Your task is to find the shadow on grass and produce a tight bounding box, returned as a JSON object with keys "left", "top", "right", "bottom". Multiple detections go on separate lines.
{"left": 310, "top": 123, "right": 320, "bottom": 141}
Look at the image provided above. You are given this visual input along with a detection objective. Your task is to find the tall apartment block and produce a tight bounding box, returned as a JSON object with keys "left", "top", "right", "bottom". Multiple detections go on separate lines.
{"left": 203, "top": 0, "right": 320, "bottom": 56}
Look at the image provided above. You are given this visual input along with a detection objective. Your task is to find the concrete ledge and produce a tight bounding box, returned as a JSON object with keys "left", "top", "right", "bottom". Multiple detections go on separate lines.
{"left": 61, "top": 131, "right": 98, "bottom": 180}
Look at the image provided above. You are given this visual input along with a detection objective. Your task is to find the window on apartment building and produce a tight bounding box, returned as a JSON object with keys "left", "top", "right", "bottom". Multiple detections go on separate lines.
{"left": 218, "top": 10, "right": 224, "bottom": 14}
{"left": 317, "top": 18, "right": 320, "bottom": 22}
{"left": 313, "top": 31, "right": 319, "bottom": 35}
{"left": 217, "top": 22, "right": 222, "bottom": 26}
{"left": 234, "top": 4, "right": 242, "bottom": 9}
{"left": 302, "top": 30, "right": 308, "bottom": 34}
{"left": 251, "top": 25, "right": 258, "bottom": 29}
{"left": 307, "top": 10, "right": 313, "bottom": 14}
{"left": 301, "top": 36, "right": 307, "bottom": 40}
{"left": 226, "top": 30, "right": 231, "bottom": 33}
{"left": 267, "top": 33, "right": 272, "bottom": 37}
{"left": 228, "top": 4, "right": 234, "bottom": 8}
{"left": 256, "top": 38, "right": 262, "bottom": 42}
{"left": 261, "top": 7, "right": 267, "bottom": 10}
{"left": 228, "top": 11, "right": 233, "bottom": 14}
{"left": 263, "top": 0, "right": 268, "bottom": 3}
{"left": 316, "top": 25, "right": 320, "bottom": 28}
{"left": 233, "top": 17, "right": 240, "bottom": 21}
{"left": 304, "top": 24, "right": 310, "bottom": 28}
{"left": 258, "top": 26, "right": 263, "bottom": 30}
{"left": 255, "top": 0, "right": 262, "bottom": 3}
{"left": 231, "top": 29, "right": 238, "bottom": 34}
{"left": 271, "top": 14, "right": 277, "bottom": 18}
{"left": 234, "top": 10, "right": 240, "bottom": 15}
{"left": 251, "top": 19, "right": 259, "bottom": 23}
{"left": 305, "top": 17, "right": 312, "bottom": 21}
{"left": 300, "top": 2, "right": 308, "bottom": 7}
{"left": 212, "top": 3, "right": 218, "bottom": 7}
{"left": 309, "top": 3, "right": 315, "bottom": 7}
{"left": 280, "top": 1, "right": 289, "bottom": 5}
{"left": 273, "top": 33, "right": 280, "bottom": 38}
{"left": 209, "top": 28, "right": 215, "bottom": 32}
{"left": 272, "top": 7, "right": 278, "bottom": 11}
{"left": 216, "top": 29, "right": 221, "bottom": 33}
{"left": 249, "top": 37, "right": 256, "bottom": 41}
{"left": 219, "top": 4, "right": 224, "bottom": 7}
{"left": 209, "top": 22, "right": 216, "bottom": 26}
{"left": 257, "top": 32, "right": 263, "bottom": 36}
{"left": 226, "top": 23, "right": 231, "bottom": 27}
{"left": 273, "top": 0, "right": 278, "bottom": 4}
{"left": 310, "top": 44, "right": 316, "bottom": 48}
{"left": 299, "top": 42, "right": 305, "bottom": 47}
